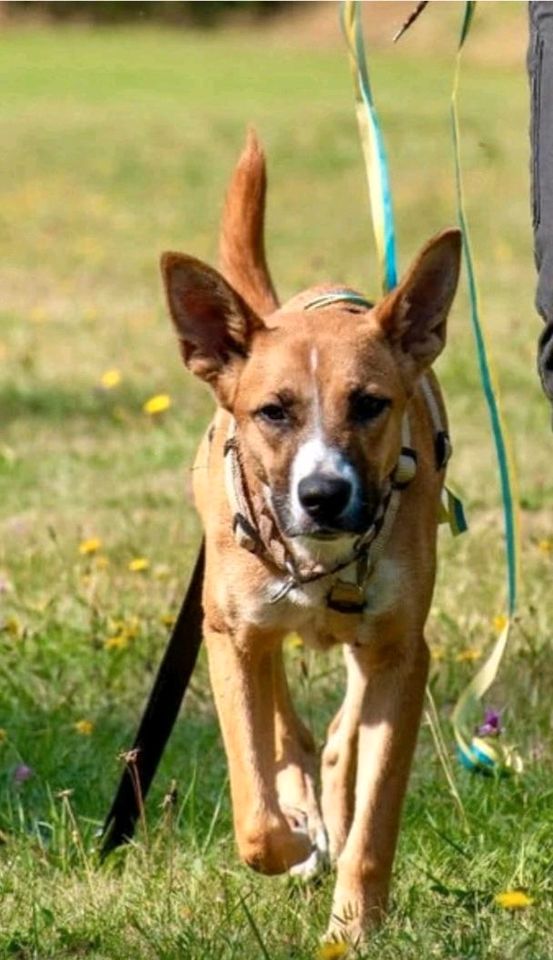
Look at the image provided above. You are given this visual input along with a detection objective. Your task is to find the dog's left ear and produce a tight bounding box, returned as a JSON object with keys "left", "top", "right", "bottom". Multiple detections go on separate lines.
{"left": 161, "top": 251, "right": 265, "bottom": 406}
{"left": 376, "top": 229, "right": 462, "bottom": 374}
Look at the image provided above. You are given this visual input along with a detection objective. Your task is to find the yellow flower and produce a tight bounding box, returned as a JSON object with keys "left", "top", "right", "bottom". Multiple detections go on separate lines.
{"left": 160, "top": 614, "right": 175, "bottom": 628}
{"left": 494, "top": 890, "right": 533, "bottom": 910}
{"left": 317, "top": 943, "right": 349, "bottom": 960}
{"left": 0, "top": 728, "right": 7, "bottom": 744}
{"left": 128, "top": 557, "right": 149, "bottom": 573}
{"left": 122, "top": 616, "right": 140, "bottom": 638}
{"left": 538, "top": 538, "right": 552, "bottom": 554}
{"left": 74, "top": 719, "right": 94, "bottom": 736}
{"left": 2, "top": 616, "right": 22, "bottom": 638}
{"left": 79, "top": 537, "right": 102, "bottom": 555}
{"left": 285, "top": 632, "right": 304, "bottom": 650}
{"left": 492, "top": 614, "right": 508, "bottom": 633}
{"left": 104, "top": 634, "right": 129, "bottom": 651}
{"left": 100, "top": 368, "right": 122, "bottom": 389}
{"left": 456, "top": 648, "right": 481, "bottom": 663}
{"left": 143, "top": 393, "right": 171, "bottom": 416}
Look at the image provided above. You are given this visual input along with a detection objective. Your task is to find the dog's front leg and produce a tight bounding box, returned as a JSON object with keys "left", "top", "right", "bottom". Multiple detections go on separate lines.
{"left": 205, "top": 626, "right": 313, "bottom": 875}
{"left": 271, "top": 649, "right": 328, "bottom": 877}
{"left": 321, "top": 645, "right": 367, "bottom": 863}
{"left": 326, "top": 631, "right": 429, "bottom": 944}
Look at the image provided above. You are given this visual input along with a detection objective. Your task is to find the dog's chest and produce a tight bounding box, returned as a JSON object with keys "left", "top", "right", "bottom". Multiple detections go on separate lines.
{"left": 240, "top": 556, "right": 402, "bottom": 647}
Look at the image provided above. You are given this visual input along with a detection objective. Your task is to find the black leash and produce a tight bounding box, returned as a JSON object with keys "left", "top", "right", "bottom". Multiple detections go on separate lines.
{"left": 100, "top": 540, "right": 205, "bottom": 857}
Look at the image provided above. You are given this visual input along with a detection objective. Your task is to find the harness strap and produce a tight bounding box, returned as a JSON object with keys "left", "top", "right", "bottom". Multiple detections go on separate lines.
{"left": 304, "top": 290, "right": 374, "bottom": 312}
{"left": 420, "top": 375, "right": 452, "bottom": 470}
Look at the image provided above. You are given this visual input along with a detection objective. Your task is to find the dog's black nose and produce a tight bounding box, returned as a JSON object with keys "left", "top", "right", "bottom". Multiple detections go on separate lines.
{"left": 298, "top": 473, "right": 352, "bottom": 523}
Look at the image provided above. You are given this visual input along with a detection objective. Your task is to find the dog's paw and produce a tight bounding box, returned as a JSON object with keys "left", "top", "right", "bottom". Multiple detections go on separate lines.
{"left": 287, "top": 820, "right": 329, "bottom": 881}
{"left": 322, "top": 918, "right": 362, "bottom": 955}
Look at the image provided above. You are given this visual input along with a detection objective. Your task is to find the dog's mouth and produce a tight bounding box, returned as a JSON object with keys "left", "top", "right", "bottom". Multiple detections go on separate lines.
{"left": 282, "top": 508, "right": 377, "bottom": 542}
{"left": 303, "top": 529, "right": 345, "bottom": 541}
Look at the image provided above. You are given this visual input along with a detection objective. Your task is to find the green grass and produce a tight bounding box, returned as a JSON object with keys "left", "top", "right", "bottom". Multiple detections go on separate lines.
{"left": 1, "top": 9, "right": 552, "bottom": 959}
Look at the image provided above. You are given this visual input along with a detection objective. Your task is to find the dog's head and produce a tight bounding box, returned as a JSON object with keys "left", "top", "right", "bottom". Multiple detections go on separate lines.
{"left": 161, "top": 229, "right": 461, "bottom": 547}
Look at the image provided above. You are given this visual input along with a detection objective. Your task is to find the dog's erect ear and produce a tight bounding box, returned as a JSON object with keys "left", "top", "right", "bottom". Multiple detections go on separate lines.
{"left": 161, "top": 252, "right": 265, "bottom": 401}
{"left": 376, "top": 229, "right": 462, "bottom": 374}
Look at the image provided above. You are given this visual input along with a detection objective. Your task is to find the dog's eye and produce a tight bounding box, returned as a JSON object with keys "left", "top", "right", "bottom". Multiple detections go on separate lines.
{"left": 257, "top": 403, "right": 288, "bottom": 424}
{"left": 349, "top": 392, "right": 391, "bottom": 423}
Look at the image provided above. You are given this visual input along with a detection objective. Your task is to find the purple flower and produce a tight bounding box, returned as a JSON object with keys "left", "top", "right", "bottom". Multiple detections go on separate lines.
{"left": 477, "top": 708, "right": 502, "bottom": 738}
{"left": 13, "top": 763, "right": 33, "bottom": 784}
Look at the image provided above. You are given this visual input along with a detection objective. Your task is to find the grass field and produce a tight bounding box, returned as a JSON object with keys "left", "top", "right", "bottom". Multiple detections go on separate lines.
{"left": 1, "top": 5, "right": 552, "bottom": 958}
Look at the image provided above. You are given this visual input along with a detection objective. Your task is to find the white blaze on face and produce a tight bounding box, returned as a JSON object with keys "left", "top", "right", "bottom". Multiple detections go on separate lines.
{"left": 309, "top": 347, "right": 321, "bottom": 426}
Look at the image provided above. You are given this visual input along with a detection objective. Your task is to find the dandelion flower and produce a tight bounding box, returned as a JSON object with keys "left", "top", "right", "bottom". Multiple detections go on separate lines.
{"left": 100, "top": 368, "right": 122, "bottom": 389}
{"left": 143, "top": 393, "right": 171, "bottom": 416}
{"left": 74, "top": 719, "right": 94, "bottom": 736}
{"left": 79, "top": 537, "right": 102, "bottom": 556}
{"left": 494, "top": 890, "right": 533, "bottom": 910}
{"left": 492, "top": 614, "right": 508, "bottom": 633}
{"left": 160, "top": 614, "right": 175, "bottom": 628}
{"left": 104, "top": 634, "right": 129, "bottom": 651}
{"left": 2, "top": 616, "right": 22, "bottom": 638}
{"left": 128, "top": 557, "right": 149, "bottom": 573}
{"left": 285, "top": 632, "right": 304, "bottom": 650}
{"left": 317, "top": 943, "right": 349, "bottom": 960}
{"left": 456, "top": 647, "right": 481, "bottom": 663}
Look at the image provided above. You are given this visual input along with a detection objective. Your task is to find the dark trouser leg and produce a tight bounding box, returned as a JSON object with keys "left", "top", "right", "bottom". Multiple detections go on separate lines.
{"left": 529, "top": 2, "right": 553, "bottom": 407}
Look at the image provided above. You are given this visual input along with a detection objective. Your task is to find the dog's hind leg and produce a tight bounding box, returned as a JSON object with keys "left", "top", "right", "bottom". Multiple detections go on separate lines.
{"left": 271, "top": 648, "right": 328, "bottom": 878}
{"left": 326, "top": 632, "right": 429, "bottom": 944}
{"left": 205, "top": 626, "right": 312, "bottom": 875}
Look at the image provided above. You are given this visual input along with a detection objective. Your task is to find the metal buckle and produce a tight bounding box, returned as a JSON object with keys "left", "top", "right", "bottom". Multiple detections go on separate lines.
{"left": 326, "top": 579, "right": 366, "bottom": 614}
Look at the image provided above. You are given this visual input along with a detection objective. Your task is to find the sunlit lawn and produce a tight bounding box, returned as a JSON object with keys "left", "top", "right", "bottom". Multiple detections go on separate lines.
{"left": 0, "top": 8, "right": 552, "bottom": 959}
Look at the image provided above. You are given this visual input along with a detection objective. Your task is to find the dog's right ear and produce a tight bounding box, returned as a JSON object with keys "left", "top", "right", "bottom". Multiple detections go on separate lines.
{"left": 161, "top": 252, "right": 265, "bottom": 404}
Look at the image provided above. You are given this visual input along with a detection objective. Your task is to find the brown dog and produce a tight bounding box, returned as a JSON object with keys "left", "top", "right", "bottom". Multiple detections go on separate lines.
{"left": 161, "top": 131, "right": 461, "bottom": 944}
